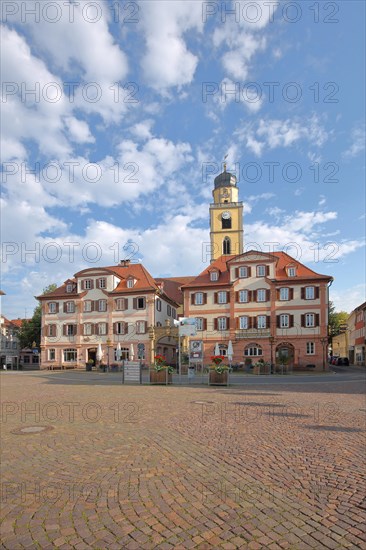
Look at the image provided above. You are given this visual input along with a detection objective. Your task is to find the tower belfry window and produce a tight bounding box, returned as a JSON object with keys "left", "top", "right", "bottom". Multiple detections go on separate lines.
{"left": 223, "top": 237, "right": 231, "bottom": 255}
{"left": 221, "top": 211, "right": 231, "bottom": 229}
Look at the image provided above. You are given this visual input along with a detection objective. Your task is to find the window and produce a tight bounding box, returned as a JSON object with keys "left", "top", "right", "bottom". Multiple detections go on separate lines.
{"left": 115, "top": 298, "right": 126, "bottom": 311}
{"left": 23, "top": 356, "right": 30, "bottom": 363}
{"left": 306, "top": 342, "right": 315, "bottom": 354}
{"left": 288, "top": 267, "right": 296, "bottom": 277}
{"left": 127, "top": 278, "right": 134, "bottom": 288}
{"left": 98, "top": 323, "right": 107, "bottom": 335}
{"left": 84, "top": 323, "right": 92, "bottom": 336}
{"left": 218, "top": 291, "right": 227, "bottom": 304}
{"left": 66, "top": 324, "right": 76, "bottom": 336}
{"left": 279, "top": 288, "right": 289, "bottom": 301}
{"left": 238, "top": 290, "right": 248, "bottom": 303}
{"left": 12, "top": 342, "right": 17, "bottom": 349}
{"left": 84, "top": 300, "right": 92, "bottom": 312}
{"left": 48, "top": 325, "right": 57, "bottom": 337}
{"left": 99, "top": 278, "right": 106, "bottom": 289}
{"left": 222, "top": 217, "right": 232, "bottom": 229}
{"left": 210, "top": 271, "right": 218, "bottom": 281}
{"left": 48, "top": 349, "right": 55, "bottom": 361}
{"left": 196, "top": 318, "right": 203, "bottom": 331}
{"left": 239, "top": 316, "right": 249, "bottom": 329}
{"left": 223, "top": 237, "right": 231, "bottom": 255}
{"left": 167, "top": 305, "right": 172, "bottom": 316}
{"left": 5, "top": 341, "right": 10, "bottom": 348}
{"left": 194, "top": 293, "right": 203, "bottom": 305}
{"left": 256, "top": 265, "right": 266, "bottom": 277}
{"left": 305, "top": 313, "right": 315, "bottom": 327}
{"left": 257, "top": 289, "right": 266, "bottom": 302}
{"left": 66, "top": 284, "right": 73, "bottom": 293}
{"left": 257, "top": 315, "right": 267, "bottom": 329}
{"left": 66, "top": 301, "right": 75, "bottom": 313}
{"left": 280, "top": 314, "right": 289, "bottom": 328}
{"left": 115, "top": 322, "right": 126, "bottom": 335}
{"left": 98, "top": 300, "right": 107, "bottom": 312}
{"left": 84, "top": 279, "right": 92, "bottom": 289}
{"left": 171, "top": 308, "right": 176, "bottom": 319}
{"left": 135, "top": 297, "right": 146, "bottom": 310}
{"left": 244, "top": 346, "right": 263, "bottom": 356}
{"left": 63, "top": 349, "right": 77, "bottom": 362}
{"left": 115, "top": 347, "right": 129, "bottom": 361}
{"left": 238, "top": 266, "right": 248, "bottom": 278}
{"left": 156, "top": 298, "right": 162, "bottom": 311}
{"left": 136, "top": 321, "right": 146, "bottom": 334}
{"left": 305, "top": 287, "right": 315, "bottom": 300}
{"left": 218, "top": 317, "right": 227, "bottom": 330}
{"left": 48, "top": 302, "right": 57, "bottom": 313}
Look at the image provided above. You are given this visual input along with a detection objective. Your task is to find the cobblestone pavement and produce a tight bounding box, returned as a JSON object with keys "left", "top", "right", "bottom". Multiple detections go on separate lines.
{"left": 1, "top": 371, "right": 365, "bottom": 549}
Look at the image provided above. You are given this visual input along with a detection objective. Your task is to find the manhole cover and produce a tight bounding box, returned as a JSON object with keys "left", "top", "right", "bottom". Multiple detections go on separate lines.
{"left": 11, "top": 425, "right": 54, "bottom": 435}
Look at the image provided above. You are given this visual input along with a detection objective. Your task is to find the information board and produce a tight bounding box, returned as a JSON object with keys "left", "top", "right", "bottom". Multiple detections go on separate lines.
{"left": 123, "top": 361, "right": 141, "bottom": 384}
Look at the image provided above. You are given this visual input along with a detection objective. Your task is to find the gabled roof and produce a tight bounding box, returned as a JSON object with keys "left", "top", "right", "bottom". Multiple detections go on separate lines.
{"left": 270, "top": 251, "right": 333, "bottom": 281}
{"left": 182, "top": 256, "right": 235, "bottom": 289}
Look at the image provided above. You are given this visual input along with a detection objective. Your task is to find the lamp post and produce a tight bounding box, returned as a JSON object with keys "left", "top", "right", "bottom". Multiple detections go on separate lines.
{"left": 106, "top": 338, "right": 112, "bottom": 372}
{"left": 269, "top": 336, "right": 275, "bottom": 374}
{"left": 320, "top": 337, "right": 328, "bottom": 371}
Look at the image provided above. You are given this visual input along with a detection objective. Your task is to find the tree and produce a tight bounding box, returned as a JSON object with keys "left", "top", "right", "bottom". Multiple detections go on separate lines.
{"left": 18, "top": 284, "right": 57, "bottom": 349}
{"left": 328, "top": 301, "right": 349, "bottom": 336}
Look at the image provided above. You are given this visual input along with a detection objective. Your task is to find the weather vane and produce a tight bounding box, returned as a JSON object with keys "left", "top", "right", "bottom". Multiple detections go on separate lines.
{"left": 223, "top": 154, "right": 228, "bottom": 172}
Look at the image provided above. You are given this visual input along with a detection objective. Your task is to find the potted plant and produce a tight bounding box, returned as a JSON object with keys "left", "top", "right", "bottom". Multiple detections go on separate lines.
{"left": 253, "top": 359, "right": 270, "bottom": 375}
{"left": 150, "top": 355, "right": 173, "bottom": 385}
{"left": 209, "top": 356, "right": 229, "bottom": 385}
{"left": 86, "top": 359, "right": 94, "bottom": 371}
{"left": 277, "top": 352, "right": 289, "bottom": 374}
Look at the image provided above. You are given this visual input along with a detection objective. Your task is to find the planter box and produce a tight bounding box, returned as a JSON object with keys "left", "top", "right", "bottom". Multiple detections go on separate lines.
{"left": 150, "top": 369, "right": 172, "bottom": 385}
{"left": 209, "top": 370, "right": 228, "bottom": 386}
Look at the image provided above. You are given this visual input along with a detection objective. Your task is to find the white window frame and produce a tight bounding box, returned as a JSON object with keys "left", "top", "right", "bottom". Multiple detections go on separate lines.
{"left": 48, "top": 302, "right": 57, "bottom": 313}
{"left": 280, "top": 314, "right": 289, "bottom": 328}
{"left": 257, "top": 315, "right": 266, "bottom": 329}
{"left": 218, "top": 317, "right": 227, "bottom": 330}
{"left": 257, "top": 289, "right": 266, "bottom": 302}
{"left": 98, "top": 323, "right": 107, "bottom": 335}
{"left": 218, "top": 291, "right": 227, "bottom": 304}
{"left": 256, "top": 265, "right": 266, "bottom": 277}
{"left": 66, "top": 284, "right": 73, "bottom": 293}
{"left": 306, "top": 342, "right": 315, "bottom": 354}
{"left": 63, "top": 349, "right": 77, "bottom": 362}
{"left": 115, "top": 322, "right": 125, "bottom": 335}
{"left": 84, "top": 323, "right": 92, "bottom": 336}
{"left": 239, "top": 290, "right": 248, "bottom": 303}
{"left": 305, "top": 286, "right": 315, "bottom": 300}
{"left": 66, "top": 325, "right": 75, "bottom": 336}
{"left": 238, "top": 266, "right": 248, "bottom": 278}
{"left": 195, "top": 292, "right": 203, "bottom": 305}
{"left": 127, "top": 278, "right": 134, "bottom": 288}
{"left": 99, "top": 278, "right": 106, "bottom": 289}
{"left": 244, "top": 346, "right": 263, "bottom": 357}
{"left": 115, "top": 298, "right": 125, "bottom": 311}
{"left": 48, "top": 349, "right": 56, "bottom": 361}
{"left": 84, "top": 279, "right": 92, "bottom": 289}
{"left": 83, "top": 300, "right": 92, "bottom": 312}
{"left": 210, "top": 271, "right": 218, "bottom": 281}
{"left": 305, "top": 313, "right": 315, "bottom": 327}
{"left": 288, "top": 267, "right": 296, "bottom": 277}
{"left": 98, "top": 300, "right": 107, "bottom": 312}
{"left": 136, "top": 321, "right": 146, "bottom": 334}
{"left": 279, "top": 288, "right": 289, "bottom": 301}
{"left": 239, "top": 316, "right": 249, "bottom": 329}
{"left": 66, "top": 301, "right": 75, "bottom": 313}
{"left": 196, "top": 318, "right": 203, "bottom": 331}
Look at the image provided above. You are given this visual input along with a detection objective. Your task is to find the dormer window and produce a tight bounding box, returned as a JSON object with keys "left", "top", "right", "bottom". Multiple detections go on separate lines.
{"left": 98, "top": 278, "right": 106, "bottom": 289}
{"left": 127, "top": 278, "right": 135, "bottom": 288}
{"left": 288, "top": 267, "right": 297, "bottom": 277}
{"left": 66, "top": 284, "right": 73, "bottom": 293}
{"left": 256, "top": 265, "right": 266, "bottom": 277}
{"left": 210, "top": 271, "right": 218, "bottom": 282}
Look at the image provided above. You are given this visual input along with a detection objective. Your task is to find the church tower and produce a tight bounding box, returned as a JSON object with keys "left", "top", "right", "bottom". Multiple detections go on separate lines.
{"left": 209, "top": 164, "right": 243, "bottom": 261}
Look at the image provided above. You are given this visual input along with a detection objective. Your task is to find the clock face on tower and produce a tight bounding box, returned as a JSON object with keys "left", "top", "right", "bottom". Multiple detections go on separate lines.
{"left": 222, "top": 211, "right": 231, "bottom": 220}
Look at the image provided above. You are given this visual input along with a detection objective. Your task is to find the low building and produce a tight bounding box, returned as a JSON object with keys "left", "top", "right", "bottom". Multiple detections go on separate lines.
{"left": 348, "top": 302, "right": 366, "bottom": 365}
{"left": 0, "top": 316, "right": 21, "bottom": 369}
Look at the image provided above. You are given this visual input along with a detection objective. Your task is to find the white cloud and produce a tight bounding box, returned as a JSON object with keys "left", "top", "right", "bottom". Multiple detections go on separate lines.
{"left": 343, "top": 124, "right": 365, "bottom": 158}
{"left": 64, "top": 117, "right": 95, "bottom": 144}
{"left": 330, "top": 284, "right": 366, "bottom": 313}
{"left": 139, "top": 1, "right": 203, "bottom": 92}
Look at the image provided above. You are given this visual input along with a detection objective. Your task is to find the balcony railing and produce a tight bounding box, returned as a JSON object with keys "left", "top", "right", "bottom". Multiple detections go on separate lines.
{"left": 210, "top": 202, "right": 243, "bottom": 208}
{"left": 235, "top": 329, "right": 271, "bottom": 339}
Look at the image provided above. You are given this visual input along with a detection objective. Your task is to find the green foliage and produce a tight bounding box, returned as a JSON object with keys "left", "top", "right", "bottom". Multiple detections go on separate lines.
{"left": 328, "top": 301, "right": 349, "bottom": 336}
{"left": 18, "top": 284, "right": 57, "bottom": 349}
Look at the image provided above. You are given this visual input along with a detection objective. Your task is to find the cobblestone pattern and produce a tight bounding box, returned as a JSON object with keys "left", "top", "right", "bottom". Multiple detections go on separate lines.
{"left": 1, "top": 372, "right": 365, "bottom": 549}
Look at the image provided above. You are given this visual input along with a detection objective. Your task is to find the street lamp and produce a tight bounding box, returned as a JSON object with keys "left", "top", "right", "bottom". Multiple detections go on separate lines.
{"left": 106, "top": 338, "right": 112, "bottom": 372}
{"left": 269, "top": 336, "right": 275, "bottom": 374}
{"left": 320, "top": 337, "right": 328, "bottom": 371}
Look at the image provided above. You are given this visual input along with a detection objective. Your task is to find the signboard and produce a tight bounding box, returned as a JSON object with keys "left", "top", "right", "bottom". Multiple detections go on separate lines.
{"left": 32, "top": 348, "right": 39, "bottom": 354}
{"left": 189, "top": 340, "right": 203, "bottom": 361}
{"left": 123, "top": 361, "right": 141, "bottom": 384}
{"left": 178, "top": 318, "right": 197, "bottom": 336}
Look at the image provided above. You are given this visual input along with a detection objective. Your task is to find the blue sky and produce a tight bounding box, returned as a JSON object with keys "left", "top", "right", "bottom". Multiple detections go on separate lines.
{"left": 1, "top": 0, "right": 365, "bottom": 319}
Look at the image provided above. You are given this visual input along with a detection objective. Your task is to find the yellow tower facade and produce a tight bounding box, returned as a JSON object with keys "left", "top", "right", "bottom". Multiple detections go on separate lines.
{"left": 209, "top": 167, "right": 243, "bottom": 261}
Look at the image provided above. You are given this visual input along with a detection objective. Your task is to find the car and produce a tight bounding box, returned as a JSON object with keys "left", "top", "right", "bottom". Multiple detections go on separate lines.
{"left": 336, "top": 357, "right": 349, "bottom": 366}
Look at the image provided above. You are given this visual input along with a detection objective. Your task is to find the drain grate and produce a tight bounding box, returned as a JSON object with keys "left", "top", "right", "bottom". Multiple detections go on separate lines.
{"left": 11, "top": 425, "right": 54, "bottom": 435}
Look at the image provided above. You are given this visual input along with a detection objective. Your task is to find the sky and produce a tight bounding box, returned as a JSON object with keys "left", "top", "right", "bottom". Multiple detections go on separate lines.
{"left": 1, "top": 0, "right": 365, "bottom": 320}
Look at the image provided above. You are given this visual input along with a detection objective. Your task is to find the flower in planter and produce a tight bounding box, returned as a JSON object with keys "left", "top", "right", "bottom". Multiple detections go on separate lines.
{"left": 153, "top": 355, "right": 174, "bottom": 373}
{"left": 211, "top": 355, "right": 225, "bottom": 365}
{"left": 213, "top": 364, "right": 229, "bottom": 374}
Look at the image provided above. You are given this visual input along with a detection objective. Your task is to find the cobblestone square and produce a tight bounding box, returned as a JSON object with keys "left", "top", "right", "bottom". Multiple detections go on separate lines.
{"left": 1, "top": 371, "right": 365, "bottom": 549}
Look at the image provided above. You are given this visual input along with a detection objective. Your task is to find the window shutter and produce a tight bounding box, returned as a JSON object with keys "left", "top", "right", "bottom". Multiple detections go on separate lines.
{"left": 124, "top": 322, "right": 129, "bottom": 335}
{"left": 214, "top": 318, "right": 218, "bottom": 331}
{"left": 276, "top": 316, "right": 280, "bottom": 328}
{"left": 94, "top": 301, "right": 99, "bottom": 311}
{"left": 123, "top": 298, "right": 128, "bottom": 310}
{"left": 55, "top": 303, "right": 59, "bottom": 313}
{"left": 236, "top": 317, "right": 240, "bottom": 329}
{"left": 266, "top": 289, "right": 271, "bottom": 301}
{"left": 90, "top": 280, "right": 94, "bottom": 289}
{"left": 266, "top": 266, "right": 270, "bottom": 276}
{"left": 315, "top": 287, "right": 320, "bottom": 299}
{"left": 142, "top": 298, "right": 146, "bottom": 309}
{"left": 290, "top": 288, "right": 294, "bottom": 300}
{"left": 267, "top": 316, "right": 271, "bottom": 328}
{"left": 235, "top": 268, "right": 239, "bottom": 278}
{"left": 235, "top": 291, "right": 239, "bottom": 302}
{"left": 203, "top": 319, "right": 207, "bottom": 331}
{"left": 191, "top": 293, "right": 195, "bottom": 305}
{"left": 73, "top": 325, "right": 77, "bottom": 335}
{"left": 203, "top": 293, "right": 207, "bottom": 305}
{"left": 315, "top": 314, "right": 319, "bottom": 327}
{"left": 214, "top": 292, "right": 218, "bottom": 304}
{"left": 226, "top": 317, "right": 230, "bottom": 329}
{"left": 113, "top": 323, "right": 117, "bottom": 334}
{"left": 105, "top": 323, "right": 108, "bottom": 334}
{"left": 290, "top": 315, "right": 294, "bottom": 328}
{"left": 63, "top": 302, "right": 67, "bottom": 313}
{"left": 254, "top": 290, "right": 258, "bottom": 302}
{"left": 248, "top": 267, "right": 251, "bottom": 277}
{"left": 301, "top": 288, "right": 305, "bottom": 299}
{"left": 133, "top": 298, "right": 138, "bottom": 309}
{"left": 301, "top": 314, "right": 305, "bottom": 327}
{"left": 142, "top": 321, "right": 147, "bottom": 334}
{"left": 63, "top": 324, "right": 67, "bottom": 336}
{"left": 276, "top": 289, "right": 280, "bottom": 300}
{"left": 248, "top": 291, "right": 252, "bottom": 302}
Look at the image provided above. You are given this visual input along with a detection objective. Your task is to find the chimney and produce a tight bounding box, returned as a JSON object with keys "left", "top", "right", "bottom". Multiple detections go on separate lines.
{"left": 119, "top": 260, "right": 131, "bottom": 267}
